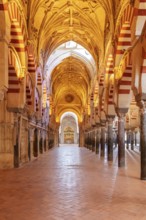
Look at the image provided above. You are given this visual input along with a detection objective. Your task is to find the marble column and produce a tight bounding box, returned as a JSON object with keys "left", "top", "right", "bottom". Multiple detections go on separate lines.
{"left": 140, "top": 109, "right": 146, "bottom": 180}
{"left": 118, "top": 114, "right": 125, "bottom": 167}
{"left": 100, "top": 125, "right": 106, "bottom": 157}
{"left": 107, "top": 118, "right": 114, "bottom": 161}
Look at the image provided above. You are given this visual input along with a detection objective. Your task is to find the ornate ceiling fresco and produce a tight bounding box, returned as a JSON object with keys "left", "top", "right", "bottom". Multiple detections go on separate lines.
{"left": 27, "top": 0, "right": 125, "bottom": 122}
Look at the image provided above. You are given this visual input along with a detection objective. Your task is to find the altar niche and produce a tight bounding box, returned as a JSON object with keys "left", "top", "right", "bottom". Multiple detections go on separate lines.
{"left": 64, "top": 127, "right": 74, "bottom": 144}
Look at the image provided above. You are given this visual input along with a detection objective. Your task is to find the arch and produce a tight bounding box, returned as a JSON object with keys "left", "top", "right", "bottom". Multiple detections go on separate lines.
{"left": 8, "top": 1, "right": 27, "bottom": 68}
{"left": 61, "top": 112, "right": 78, "bottom": 124}
{"left": 117, "top": 54, "right": 132, "bottom": 109}
{"left": 99, "top": 73, "right": 105, "bottom": 87}
{"left": 115, "top": 4, "right": 134, "bottom": 36}
{"left": 107, "top": 75, "right": 116, "bottom": 116}
{"left": 35, "top": 88, "right": 40, "bottom": 112}
{"left": 94, "top": 79, "right": 99, "bottom": 107}
{"left": 37, "top": 72, "right": 42, "bottom": 87}
{"left": 116, "top": 22, "right": 132, "bottom": 65}
{"left": 57, "top": 109, "right": 82, "bottom": 123}
{"left": 46, "top": 41, "right": 96, "bottom": 84}
{"left": 27, "top": 43, "right": 36, "bottom": 78}
{"left": 99, "top": 72, "right": 105, "bottom": 98}
{"left": 135, "top": 1, "right": 146, "bottom": 36}
{"left": 141, "top": 48, "right": 146, "bottom": 94}
{"left": 115, "top": 4, "right": 134, "bottom": 66}
{"left": 8, "top": 47, "right": 21, "bottom": 93}
{"left": 106, "top": 54, "right": 114, "bottom": 76}
{"left": 100, "top": 94, "right": 106, "bottom": 121}
{"left": 59, "top": 112, "right": 79, "bottom": 144}
{"left": 26, "top": 73, "right": 33, "bottom": 106}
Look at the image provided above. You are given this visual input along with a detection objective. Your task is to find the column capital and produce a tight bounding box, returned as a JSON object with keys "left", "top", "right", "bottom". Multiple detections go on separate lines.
{"left": 100, "top": 120, "right": 106, "bottom": 127}
{"left": 107, "top": 116, "right": 114, "bottom": 123}
{"left": 116, "top": 107, "right": 128, "bottom": 117}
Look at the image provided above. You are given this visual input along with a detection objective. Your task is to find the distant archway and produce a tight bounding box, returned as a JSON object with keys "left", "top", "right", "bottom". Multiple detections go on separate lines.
{"left": 59, "top": 112, "right": 79, "bottom": 145}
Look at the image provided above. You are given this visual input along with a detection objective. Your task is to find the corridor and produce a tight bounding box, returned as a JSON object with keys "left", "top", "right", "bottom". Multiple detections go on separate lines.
{"left": 0, "top": 146, "right": 146, "bottom": 220}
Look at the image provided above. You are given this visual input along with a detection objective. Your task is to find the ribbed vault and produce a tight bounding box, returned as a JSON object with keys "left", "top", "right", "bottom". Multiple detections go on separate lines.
{"left": 27, "top": 0, "right": 117, "bottom": 122}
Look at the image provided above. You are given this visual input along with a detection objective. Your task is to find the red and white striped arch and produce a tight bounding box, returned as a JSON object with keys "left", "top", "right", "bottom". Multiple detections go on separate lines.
{"left": 106, "top": 54, "right": 114, "bottom": 77}
{"left": 27, "top": 44, "right": 36, "bottom": 75}
{"left": 135, "top": 0, "right": 146, "bottom": 36}
{"left": 115, "top": 4, "right": 134, "bottom": 66}
{"left": 141, "top": 48, "right": 146, "bottom": 94}
{"left": 99, "top": 73, "right": 104, "bottom": 87}
{"left": 107, "top": 83, "right": 116, "bottom": 117}
{"left": 8, "top": 49, "right": 20, "bottom": 93}
{"left": 37, "top": 73, "right": 42, "bottom": 87}
{"left": 35, "top": 88, "right": 40, "bottom": 113}
{"left": 118, "top": 54, "right": 132, "bottom": 108}
{"left": 28, "top": 55, "right": 36, "bottom": 74}
{"left": 36, "top": 67, "right": 43, "bottom": 98}
{"left": 26, "top": 74, "right": 33, "bottom": 106}
{"left": 8, "top": 1, "right": 27, "bottom": 66}
{"left": 94, "top": 79, "right": 98, "bottom": 107}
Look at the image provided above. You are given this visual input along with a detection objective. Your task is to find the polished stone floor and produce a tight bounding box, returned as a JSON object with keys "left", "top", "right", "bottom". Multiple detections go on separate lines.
{"left": 0, "top": 146, "right": 146, "bottom": 220}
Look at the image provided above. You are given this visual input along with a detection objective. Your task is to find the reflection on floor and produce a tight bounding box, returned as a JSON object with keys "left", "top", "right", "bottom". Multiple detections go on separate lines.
{"left": 0, "top": 145, "right": 145, "bottom": 220}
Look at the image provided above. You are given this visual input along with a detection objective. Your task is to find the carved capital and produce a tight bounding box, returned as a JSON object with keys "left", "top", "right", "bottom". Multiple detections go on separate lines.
{"left": 108, "top": 117, "right": 114, "bottom": 125}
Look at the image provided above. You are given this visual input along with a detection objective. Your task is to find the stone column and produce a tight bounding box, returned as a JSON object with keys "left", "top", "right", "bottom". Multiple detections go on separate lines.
{"left": 135, "top": 129, "right": 140, "bottom": 151}
{"left": 33, "top": 128, "right": 39, "bottom": 157}
{"left": 100, "top": 124, "right": 106, "bottom": 157}
{"left": 89, "top": 132, "right": 91, "bottom": 149}
{"left": 107, "top": 118, "right": 114, "bottom": 161}
{"left": 92, "top": 130, "right": 95, "bottom": 152}
{"left": 44, "top": 131, "right": 47, "bottom": 152}
{"left": 86, "top": 131, "right": 89, "bottom": 149}
{"left": 79, "top": 123, "right": 84, "bottom": 147}
{"left": 28, "top": 127, "right": 35, "bottom": 161}
{"left": 39, "top": 135, "right": 43, "bottom": 154}
{"left": 118, "top": 114, "right": 125, "bottom": 167}
{"left": 140, "top": 108, "right": 146, "bottom": 180}
{"left": 126, "top": 130, "right": 130, "bottom": 149}
{"left": 13, "top": 114, "right": 21, "bottom": 168}
{"left": 96, "top": 127, "right": 100, "bottom": 154}
{"left": 135, "top": 131, "right": 137, "bottom": 148}
{"left": 131, "top": 131, "right": 135, "bottom": 150}
{"left": 54, "top": 123, "right": 59, "bottom": 147}
{"left": 84, "top": 132, "right": 86, "bottom": 148}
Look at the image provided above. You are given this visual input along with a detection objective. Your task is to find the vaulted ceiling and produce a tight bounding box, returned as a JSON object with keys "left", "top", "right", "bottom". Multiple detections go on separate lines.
{"left": 27, "top": 0, "right": 119, "bottom": 122}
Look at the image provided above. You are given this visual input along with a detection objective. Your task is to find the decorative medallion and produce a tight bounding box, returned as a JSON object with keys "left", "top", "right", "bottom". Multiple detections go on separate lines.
{"left": 65, "top": 94, "right": 74, "bottom": 103}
